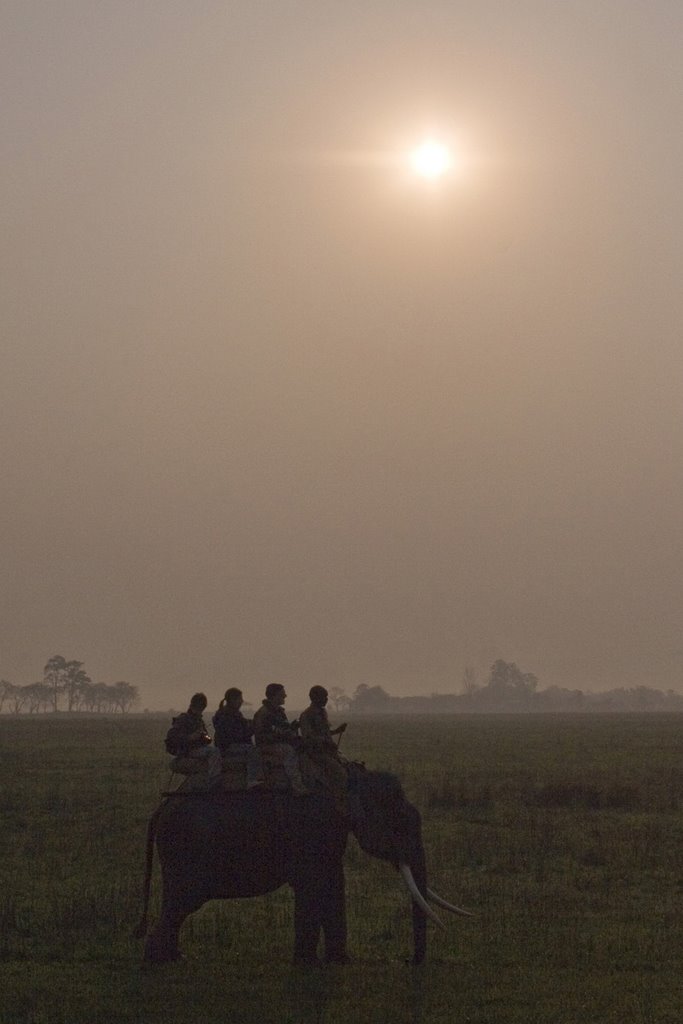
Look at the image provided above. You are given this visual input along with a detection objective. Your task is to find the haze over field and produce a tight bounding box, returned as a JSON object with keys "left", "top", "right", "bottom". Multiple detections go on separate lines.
{"left": 2, "top": 2, "right": 682, "bottom": 709}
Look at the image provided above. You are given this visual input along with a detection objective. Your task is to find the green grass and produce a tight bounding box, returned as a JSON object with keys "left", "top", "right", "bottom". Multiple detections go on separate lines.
{"left": 1, "top": 714, "right": 682, "bottom": 1022}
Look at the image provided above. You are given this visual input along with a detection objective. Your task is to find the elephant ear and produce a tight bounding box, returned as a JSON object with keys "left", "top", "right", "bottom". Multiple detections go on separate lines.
{"left": 359, "top": 770, "right": 406, "bottom": 807}
{"left": 347, "top": 791, "right": 365, "bottom": 828}
{"left": 345, "top": 762, "right": 371, "bottom": 827}
{"left": 345, "top": 761, "right": 368, "bottom": 793}
{"left": 347, "top": 767, "right": 409, "bottom": 825}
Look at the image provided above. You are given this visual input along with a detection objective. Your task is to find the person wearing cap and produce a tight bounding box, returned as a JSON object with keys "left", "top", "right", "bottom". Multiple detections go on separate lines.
{"left": 212, "top": 687, "right": 264, "bottom": 789}
{"left": 252, "top": 683, "right": 308, "bottom": 795}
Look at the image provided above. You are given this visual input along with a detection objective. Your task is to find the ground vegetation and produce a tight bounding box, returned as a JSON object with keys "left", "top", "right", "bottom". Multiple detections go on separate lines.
{"left": 0, "top": 714, "right": 682, "bottom": 1022}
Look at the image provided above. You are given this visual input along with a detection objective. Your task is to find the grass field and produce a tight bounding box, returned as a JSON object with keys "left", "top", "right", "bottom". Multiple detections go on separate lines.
{"left": 1, "top": 713, "right": 682, "bottom": 1023}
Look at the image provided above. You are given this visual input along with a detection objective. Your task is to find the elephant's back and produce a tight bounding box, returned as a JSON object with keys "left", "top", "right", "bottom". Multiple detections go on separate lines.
{"left": 156, "top": 790, "right": 293, "bottom": 897}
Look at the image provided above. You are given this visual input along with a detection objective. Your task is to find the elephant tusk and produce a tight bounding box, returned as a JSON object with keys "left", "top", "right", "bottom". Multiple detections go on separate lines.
{"left": 426, "top": 888, "right": 475, "bottom": 918}
{"left": 399, "top": 864, "right": 445, "bottom": 930}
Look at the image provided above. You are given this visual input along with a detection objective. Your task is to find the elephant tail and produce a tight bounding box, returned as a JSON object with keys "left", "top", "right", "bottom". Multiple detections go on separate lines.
{"left": 132, "top": 804, "right": 162, "bottom": 939}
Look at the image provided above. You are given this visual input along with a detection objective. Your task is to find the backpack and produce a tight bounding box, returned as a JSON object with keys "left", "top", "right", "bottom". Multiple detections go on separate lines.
{"left": 164, "top": 716, "right": 184, "bottom": 756}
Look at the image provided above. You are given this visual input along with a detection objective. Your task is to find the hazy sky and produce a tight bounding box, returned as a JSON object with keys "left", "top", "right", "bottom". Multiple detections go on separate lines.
{"left": 2, "top": 1, "right": 682, "bottom": 708}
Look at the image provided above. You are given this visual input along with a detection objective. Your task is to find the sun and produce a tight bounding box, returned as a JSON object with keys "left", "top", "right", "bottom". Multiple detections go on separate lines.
{"left": 410, "top": 140, "right": 452, "bottom": 180}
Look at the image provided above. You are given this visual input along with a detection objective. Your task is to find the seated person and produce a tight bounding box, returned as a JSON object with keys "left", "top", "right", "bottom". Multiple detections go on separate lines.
{"left": 299, "top": 685, "right": 348, "bottom": 805}
{"left": 299, "top": 685, "right": 347, "bottom": 752}
{"left": 252, "top": 683, "right": 308, "bottom": 795}
{"left": 212, "top": 687, "right": 264, "bottom": 789}
{"left": 166, "top": 692, "right": 222, "bottom": 780}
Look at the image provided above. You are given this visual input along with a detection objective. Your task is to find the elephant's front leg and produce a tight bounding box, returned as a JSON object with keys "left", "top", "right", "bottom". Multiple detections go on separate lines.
{"left": 292, "top": 859, "right": 348, "bottom": 966}
{"left": 293, "top": 881, "right": 324, "bottom": 965}
{"left": 144, "top": 882, "right": 207, "bottom": 964}
{"left": 321, "top": 859, "right": 347, "bottom": 963}
{"left": 144, "top": 904, "right": 187, "bottom": 963}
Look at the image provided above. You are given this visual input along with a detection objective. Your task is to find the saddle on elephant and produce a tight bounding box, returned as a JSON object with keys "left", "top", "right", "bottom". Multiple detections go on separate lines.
{"left": 167, "top": 752, "right": 224, "bottom": 791}
{"left": 168, "top": 752, "right": 261, "bottom": 793}
{"left": 169, "top": 755, "right": 208, "bottom": 775}
{"left": 168, "top": 740, "right": 351, "bottom": 805}
{"left": 298, "top": 749, "right": 349, "bottom": 814}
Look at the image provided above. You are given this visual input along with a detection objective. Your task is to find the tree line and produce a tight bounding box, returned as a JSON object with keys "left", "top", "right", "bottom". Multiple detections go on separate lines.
{"left": 333, "top": 660, "right": 683, "bottom": 714}
{"left": 0, "top": 655, "right": 139, "bottom": 715}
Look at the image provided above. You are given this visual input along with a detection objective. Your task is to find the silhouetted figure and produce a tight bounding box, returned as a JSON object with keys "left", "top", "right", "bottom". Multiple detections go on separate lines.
{"left": 165, "top": 692, "right": 222, "bottom": 779}
{"left": 299, "top": 685, "right": 348, "bottom": 809}
{"left": 212, "top": 687, "right": 264, "bottom": 788}
{"left": 299, "top": 685, "right": 347, "bottom": 750}
{"left": 253, "top": 683, "right": 308, "bottom": 794}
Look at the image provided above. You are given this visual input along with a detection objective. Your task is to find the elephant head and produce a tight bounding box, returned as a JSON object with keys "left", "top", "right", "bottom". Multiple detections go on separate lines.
{"left": 347, "top": 767, "right": 472, "bottom": 964}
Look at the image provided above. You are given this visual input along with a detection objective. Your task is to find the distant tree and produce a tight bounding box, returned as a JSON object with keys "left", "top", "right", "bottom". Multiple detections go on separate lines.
{"left": 486, "top": 660, "right": 538, "bottom": 700}
{"left": 6, "top": 683, "right": 27, "bottom": 715}
{"left": 111, "top": 681, "right": 138, "bottom": 713}
{"left": 350, "top": 684, "right": 393, "bottom": 713}
{"left": 461, "top": 665, "right": 479, "bottom": 696}
{"left": 62, "top": 661, "right": 91, "bottom": 712}
{"left": 80, "top": 682, "right": 110, "bottom": 713}
{"left": 2, "top": 660, "right": 138, "bottom": 715}
{"left": 634, "top": 686, "right": 660, "bottom": 711}
{"left": 539, "top": 686, "right": 585, "bottom": 712}
{"left": 23, "top": 682, "right": 52, "bottom": 713}
{"left": 43, "top": 655, "right": 67, "bottom": 711}
{"left": 78, "top": 680, "right": 111, "bottom": 713}
{"left": 328, "top": 686, "right": 350, "bottom": 713}
{"left": 37, "top": 683, "right": 53, "bottom": 712}
{"left": 93, "top": 682, "right": 115, "bottom": 713}
{"left": 78, "top": 681, "right": 97, "bottom": 712}
{"left": 0, "top": 679, "right": 12, "bottom": 713}
{"left": 42, "top": 655, "right": 92, "bottom": 712}
{"left": 23, "top": 684, "right": 39, "bottom": 714}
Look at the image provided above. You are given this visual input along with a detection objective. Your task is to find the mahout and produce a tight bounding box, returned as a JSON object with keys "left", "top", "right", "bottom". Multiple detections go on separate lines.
{"left": 134, "top": 763, "right": 472, "bottom": 966}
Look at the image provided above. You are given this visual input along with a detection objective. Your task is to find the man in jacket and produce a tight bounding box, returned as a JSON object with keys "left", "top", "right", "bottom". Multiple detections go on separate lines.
{"left": 166, "top": 692, "right": 222, "bottom": 780}
{"left": 253, "top": 683, "right": 308, "bottom": 794}
{"left": 298, "top": 686, "right": 348, "bottom": 808}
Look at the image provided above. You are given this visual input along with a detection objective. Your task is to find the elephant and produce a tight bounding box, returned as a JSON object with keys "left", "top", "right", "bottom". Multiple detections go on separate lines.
{"left": 134, "top": 765, "right": 471, "bottom": 965}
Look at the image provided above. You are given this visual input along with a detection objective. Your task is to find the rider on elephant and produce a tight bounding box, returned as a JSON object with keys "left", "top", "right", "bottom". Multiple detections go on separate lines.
{"left": 252, "top": 683, "right": 308, "bottom": 795}
{"left": 298, "top": 686, "right": 348, "bottom": 810}
{"left": 212, "top": 687, "right": 264, "bottom": 789}
{"left": 166, "top": 692, "right": 222, "bottom": 780}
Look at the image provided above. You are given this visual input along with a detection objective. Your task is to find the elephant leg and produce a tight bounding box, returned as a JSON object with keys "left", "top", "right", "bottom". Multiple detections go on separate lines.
{"left": 292, "top": 860, "right": 347, "bottom": 966}
{"left": 293, "top": 884, "right": 323, "bottom": 965}
{"left": 144, "top": 910, "right": 184, "bottom": 963}
{"left": 143, "top": 892, "right": 204, "bottom": 964}
{"left": 321, "top": 861, "right": 347, "bottom": 963}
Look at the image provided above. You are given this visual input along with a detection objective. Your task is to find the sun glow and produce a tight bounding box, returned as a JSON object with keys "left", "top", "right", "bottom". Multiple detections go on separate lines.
{"left": 410, "top": 140, "right": 452, "bottom": 180}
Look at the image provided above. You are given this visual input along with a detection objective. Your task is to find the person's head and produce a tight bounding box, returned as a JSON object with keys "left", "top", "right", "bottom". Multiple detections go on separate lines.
{"left": 309, "top": 685, "right": 328, "bottom": 707}
{"left": 189, "top": 692, "right": 207, "bottom": 713}
{"left": 223, "top": 687, "right": 243, "bottom": 710}
{"left": 265, "top": 683, "right": 286, "bottom": 706}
